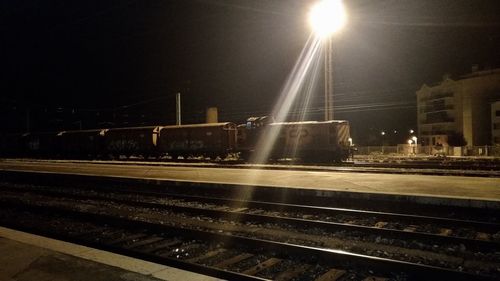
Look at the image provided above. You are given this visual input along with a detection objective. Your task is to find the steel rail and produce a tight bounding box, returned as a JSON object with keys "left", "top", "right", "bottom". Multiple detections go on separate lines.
{"left": 2, "top": 186, "right": 499, "bottom": 253}
{"left": 144, "top": 192, "right": 500, "bottom": 231}
{"left": 0, "top": 203, "right": 269, "bottom": 281}
{"left": 6, "top": 184, "right": 497, "bottom": 232}
{"left": 0, "top": 200, "right": 497, "bottom": 281}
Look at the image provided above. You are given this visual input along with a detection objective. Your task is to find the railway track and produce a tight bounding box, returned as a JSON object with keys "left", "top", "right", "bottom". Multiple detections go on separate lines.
{"left": 0, "top": 183, "right": 499, "bottom": 280}
{"left": 3, "top": 185, "right": 500, "bottom": 251}
{"left": 3, "top": 158, "right": 500, "bottom": 177}
{"left": 0, "top": 201, "right": 496, "bottom": 281}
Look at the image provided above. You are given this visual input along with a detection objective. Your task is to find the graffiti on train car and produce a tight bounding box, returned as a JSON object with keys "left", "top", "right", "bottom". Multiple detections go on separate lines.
{"left": 189, "top": 140, "right": 205, "bottom": 150}
{"left": 108, "top": 139, "right": 139, "bottom": 151}
{"left": 166, "top": 141, "right": 189, "bottom": 150}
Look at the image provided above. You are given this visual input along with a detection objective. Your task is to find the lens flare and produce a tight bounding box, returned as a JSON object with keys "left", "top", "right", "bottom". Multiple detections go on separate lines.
{"left": 249, "top": 35, "right": 323, "bottom": 164}
{"left": 309, "top": 0, "right": 347, "bottom": 38}
{"left": 238, "top": 35, "right": 325, "bottom": 211}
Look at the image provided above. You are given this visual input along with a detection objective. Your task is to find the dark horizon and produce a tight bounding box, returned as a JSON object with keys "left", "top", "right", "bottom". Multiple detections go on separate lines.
{"left": 2, "top": 0, "right": 500, "bottom": 145}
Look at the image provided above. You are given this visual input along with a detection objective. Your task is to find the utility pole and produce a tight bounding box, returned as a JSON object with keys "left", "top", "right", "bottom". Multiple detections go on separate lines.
{"left": 176, "top": 92, "right": 181, "bottom": 125}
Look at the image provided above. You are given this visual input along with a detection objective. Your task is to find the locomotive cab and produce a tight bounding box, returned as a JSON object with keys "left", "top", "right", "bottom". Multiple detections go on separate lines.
{"left": 236, "top": 116, "right": 274, "bottom": 159}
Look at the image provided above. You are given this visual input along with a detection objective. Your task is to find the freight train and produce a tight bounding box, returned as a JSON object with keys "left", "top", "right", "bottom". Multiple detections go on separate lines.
{"left": 0, "top": 117, "right": 352, "bottom": 163}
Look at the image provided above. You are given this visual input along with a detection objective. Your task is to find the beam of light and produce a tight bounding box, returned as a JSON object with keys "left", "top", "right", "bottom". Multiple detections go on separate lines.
{"left": 309, "top": 0, "right": 347, "bottom": 39}
{"left": 234, "top": 35, "right": 323, "bottom": 220}
{"left": 288, "top": 49, "right": 323, "bottom": 158}
{"left": 249, "top": 35, "right": 322, "bottom": 164}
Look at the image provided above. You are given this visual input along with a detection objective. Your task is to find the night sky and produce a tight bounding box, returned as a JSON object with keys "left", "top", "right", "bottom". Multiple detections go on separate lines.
{"left": 2, "top": 0, "right": 500, "bottom": 144}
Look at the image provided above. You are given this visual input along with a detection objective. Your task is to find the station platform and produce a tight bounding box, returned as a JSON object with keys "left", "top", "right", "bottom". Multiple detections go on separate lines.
{"left": 0, "top": 227, "right": 221, "bottom": 281}
{"left": 0, "top": 159, "right": 499, "bottom": 209}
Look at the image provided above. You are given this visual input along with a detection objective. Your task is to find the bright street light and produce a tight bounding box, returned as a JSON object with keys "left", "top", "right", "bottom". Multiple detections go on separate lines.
{"left": 309, "top": 0, "right": 347, "bottom": 38}
{"left": 309, "top": 0, "right": 347, "bottom": 121}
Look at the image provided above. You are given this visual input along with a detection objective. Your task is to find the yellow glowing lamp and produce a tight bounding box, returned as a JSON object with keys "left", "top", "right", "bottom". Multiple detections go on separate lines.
{"left": 309, "top": 0, "right": 347, "bottom": 38}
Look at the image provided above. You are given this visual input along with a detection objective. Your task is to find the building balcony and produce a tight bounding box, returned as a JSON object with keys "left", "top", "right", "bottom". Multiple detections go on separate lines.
{"left": 418, "top": 92, "right": 454, "bottom": 102}
{"left": 421, "top": 130, "right": 455, "bottom": 136}
{"left": 420, "top": 104, "right": 454, "bottom": 113}
{"left": 421, "top": 118, "right": 454, "bottom": 124}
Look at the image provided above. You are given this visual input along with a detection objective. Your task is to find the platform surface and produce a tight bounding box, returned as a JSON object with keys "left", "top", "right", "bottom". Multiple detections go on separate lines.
{"left": 0, "top": 159, "right": 499, "bottom": 204}
{"left": 0, "top": 227, "right": 221, "bottom": 281}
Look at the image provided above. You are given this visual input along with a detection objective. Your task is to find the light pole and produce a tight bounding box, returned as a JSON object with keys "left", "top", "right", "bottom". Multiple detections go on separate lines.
{"left": 412, "top": 136, "right": 418, "bottom": 154}
{"left": 309, "top": 0, "right": 347, "bottom": 121}
{"left": 324, "top": 37, "right": 333, "bottom": 120}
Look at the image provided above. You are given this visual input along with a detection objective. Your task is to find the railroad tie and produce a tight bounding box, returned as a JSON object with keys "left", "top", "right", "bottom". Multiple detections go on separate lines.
{"left": 274, "top": 264, "right": 311, "bottom": 281}
{"left": 124, "top": 236, "right": 165, "bottom": 250}
{"left": 403, "top": 225, "right": 418, "bottom": 232}
{"left": 242, "top": 257, "right": 282, "bottom": 275}
{"left": 231, "top": 207, "right": 249, "bottom": 213}
{"left": 438, "top": 228, "right": 453, "bottom": 236}
{"left": 374, "top": 221, "right": 388, "bottom": 228}
{"left": 315, "top": 269, "right": 346, "bottom": 281}
{"left": 72, "top": 227, "right": 109, "bottom": 239}
{"left": 362, "top": 277, "right": 388, "bottom": 281}
{"left": 475, "top": 232, "right": 491, "bottom": 241}
{"left": 214, "top": 253, "right": 253, "bottom": 269}
{"left": 140, "top": 239, "right": 183, "bottom": 254}
{"left": 186, "top": 248, "right": 226, "bottom": 263}
{"left": 106, "top": 233, "right": 148, "bottom": 246}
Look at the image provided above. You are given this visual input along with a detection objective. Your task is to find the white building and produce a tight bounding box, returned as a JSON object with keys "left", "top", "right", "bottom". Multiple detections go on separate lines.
{"left": 416, "top": 68, "right": 500, "bottom": 147}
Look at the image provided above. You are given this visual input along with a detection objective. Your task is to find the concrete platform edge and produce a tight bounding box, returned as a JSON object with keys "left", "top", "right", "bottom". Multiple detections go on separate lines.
{"left": 0, "top": 226, "right": 222, "bottom": 281}
{"left": 1, "top": 169, "right": 499, "bottom": 209}
{"left": 139, "top": 176, "right": 500, "bottom": 209}
{"left": 8, "top": 158, "right": 499, "bottom": 177}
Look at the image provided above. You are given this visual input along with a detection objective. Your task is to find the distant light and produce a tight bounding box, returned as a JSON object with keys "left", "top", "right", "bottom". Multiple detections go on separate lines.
{"left": 393, "top": 130, "right": 397, "bottom": 134}
{"left": 409, "top": 129, "right": 414, "bottom": 134}
{"left": 309, "top": 0, "right": 347, "bottom": 38}
{"left": 381, "top": 131, "right": 386, "bottom": 136}
{"left": 412, "top": 136, "right": 418, "bottom": 142}
{"left": 407, "top": 139, "right": 413, "bottom": 145}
